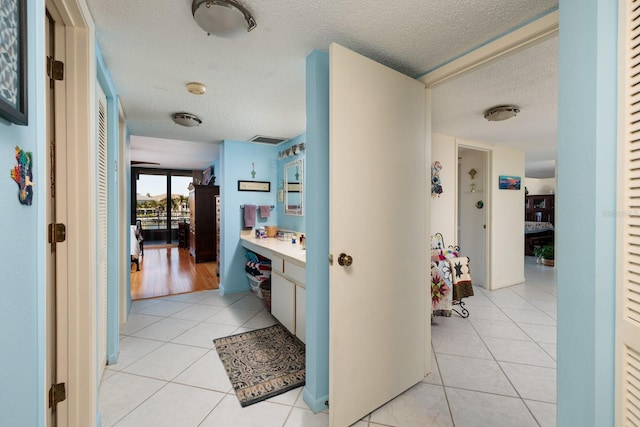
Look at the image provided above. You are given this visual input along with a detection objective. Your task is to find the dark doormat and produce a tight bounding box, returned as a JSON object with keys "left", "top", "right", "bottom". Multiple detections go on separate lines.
{"left": 213, "top": 323, "right": 305, "bottom": 407}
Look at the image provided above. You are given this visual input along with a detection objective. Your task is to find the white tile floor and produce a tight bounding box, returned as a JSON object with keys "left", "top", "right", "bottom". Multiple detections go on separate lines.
{"left": 99, "top": 257, "right": 556, "bottom": 426}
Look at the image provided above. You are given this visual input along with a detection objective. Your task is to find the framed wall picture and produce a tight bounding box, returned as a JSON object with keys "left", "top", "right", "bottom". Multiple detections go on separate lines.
{"left": 0, "top": 0, "right": 28, "bottom": 125}
{"left": 237, "top": 180, "right": 270, "bottom": 192}
{"left": 498, "top": 175, "right": 521, "bottom": 190}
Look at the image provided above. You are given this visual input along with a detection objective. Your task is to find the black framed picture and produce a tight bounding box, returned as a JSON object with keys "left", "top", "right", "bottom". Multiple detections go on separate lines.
{"left": 237, "top": 180, "right": 270, "bottom": 192}
{"left": 0, "top": 0, "right": 28, "bottom": 125}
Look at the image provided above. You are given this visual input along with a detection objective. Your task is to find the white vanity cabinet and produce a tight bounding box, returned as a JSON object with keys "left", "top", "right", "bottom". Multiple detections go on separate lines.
{"left": 295, "top": 285, "right": 306, "bottom": 343}
{"left": 271, "top": 272, "right": 296, "bottom": 333}
{"left": 271, "top": 261, "right": 306, "bottom": 340}
{"left": 240, "top": 234, "right": 306, "bottom": 342}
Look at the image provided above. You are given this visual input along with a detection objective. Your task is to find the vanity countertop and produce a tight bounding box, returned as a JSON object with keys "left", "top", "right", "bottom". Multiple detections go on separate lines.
{"left": 240, "top": 233, "right": 306, "bottom": 265}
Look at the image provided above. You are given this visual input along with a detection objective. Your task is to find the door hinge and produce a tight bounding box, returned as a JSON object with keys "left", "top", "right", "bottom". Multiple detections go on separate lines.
{"left": 49, "top": 382, "right": 66, "bottom": 408}
{"left": 48, "top": 223, "right": 66, "bottom": 244}
{"left": 47, "top": 56, "right": 64, "bottom": 81}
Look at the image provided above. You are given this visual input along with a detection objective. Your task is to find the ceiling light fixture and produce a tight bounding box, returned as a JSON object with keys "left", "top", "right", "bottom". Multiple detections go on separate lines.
{"left": 172, "top": 112, "right": 202, "bottom": 127}
{"left": 192, "top": 0, "right": 257, "bottom": 38}
{"left": 484, "top": 105, "right": 520, "bottom": 122}
{"left": 186, "top": 82, "right": 207, "bottom": 95}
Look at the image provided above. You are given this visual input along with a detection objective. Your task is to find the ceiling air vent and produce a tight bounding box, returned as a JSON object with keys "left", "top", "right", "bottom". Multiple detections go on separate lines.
{"left": 248, "top": 135, "right": 288, "bottom": 145}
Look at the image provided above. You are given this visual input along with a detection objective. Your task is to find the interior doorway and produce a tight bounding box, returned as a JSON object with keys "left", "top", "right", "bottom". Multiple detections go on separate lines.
{"left": 457, "top": 146, "right": 489, "bottom": 287}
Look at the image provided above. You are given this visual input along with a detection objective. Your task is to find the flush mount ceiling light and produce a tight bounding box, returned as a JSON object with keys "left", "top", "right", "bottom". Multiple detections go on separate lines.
{"left": 186, "top": 82, "right": 207, "bottom": 95}
{"left": 192, "top": 0, "right": 257, "bottom": 38}
{"left": 172, "top": 112, "right": 202, "bottom": 127}
{"left": 484, "top": 105, "right": 520, "bottom": 122}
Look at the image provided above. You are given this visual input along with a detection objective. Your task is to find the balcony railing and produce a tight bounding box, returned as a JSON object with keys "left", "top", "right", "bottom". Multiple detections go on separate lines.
{"left": 137, "top": 213, "right": 190, "bottom": 230}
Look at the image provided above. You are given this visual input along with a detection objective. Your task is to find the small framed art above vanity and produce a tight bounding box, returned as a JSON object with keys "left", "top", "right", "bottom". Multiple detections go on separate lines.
{"left": 284, "top": 159, "right": 303, "bottom": 216}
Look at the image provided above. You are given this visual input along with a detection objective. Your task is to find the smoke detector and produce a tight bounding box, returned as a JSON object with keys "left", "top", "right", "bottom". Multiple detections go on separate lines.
{"left": 187, "top": 82, "right": 206, "bottom": 95}
{"left": 172, "top": 112, "right": 202, "bottom": 127}
{"left": 484, "top": 105, "right": 520, "bottom": 122}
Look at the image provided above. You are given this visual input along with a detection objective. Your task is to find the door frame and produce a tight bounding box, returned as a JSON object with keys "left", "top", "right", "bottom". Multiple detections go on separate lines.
{"left": 45, "top": 0, "right": 97, "bottom": 424}
{"left": 118, "top": 103, "right": 129, "bottom": 325}
{"left": 45, "top": 8, "right": 63, "bottom": 426}
{"left": 419, "top": 12, "right": 558, "bottom": 293}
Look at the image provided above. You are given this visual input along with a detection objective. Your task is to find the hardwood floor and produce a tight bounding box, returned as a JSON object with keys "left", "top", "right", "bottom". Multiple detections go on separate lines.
{"left": 130, "top": 245, "right": 218, "bottom": 300}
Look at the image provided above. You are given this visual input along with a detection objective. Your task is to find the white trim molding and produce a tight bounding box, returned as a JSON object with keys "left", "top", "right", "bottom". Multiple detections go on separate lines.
{"left": 419, "top": 10, "right": 558, "bottom": 88}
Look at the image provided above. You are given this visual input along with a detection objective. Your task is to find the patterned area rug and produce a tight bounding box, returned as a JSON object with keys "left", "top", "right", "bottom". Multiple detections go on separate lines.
{"left": 213, "top": 324, "right": 306, "bottom": 407}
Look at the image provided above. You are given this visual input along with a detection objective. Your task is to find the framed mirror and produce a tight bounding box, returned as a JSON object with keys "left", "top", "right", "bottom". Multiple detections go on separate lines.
{"left": 284, "top": 159, "right": 303, "bottom": 216}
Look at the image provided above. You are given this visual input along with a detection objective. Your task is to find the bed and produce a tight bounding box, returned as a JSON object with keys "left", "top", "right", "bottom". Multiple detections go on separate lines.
{"left": 430, "top": 233, "right": 474, "bottom": 318}
{"left": 524, "top": 221, "right": 554, "bottom": 255}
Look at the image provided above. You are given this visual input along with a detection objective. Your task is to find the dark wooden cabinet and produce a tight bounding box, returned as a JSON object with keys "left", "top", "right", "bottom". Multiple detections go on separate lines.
{"left": 189, "top": 185, "right": 219, "bottom": 263}
{"left": 178, "top": 222, "right": 189, "bottom": 249}
{"left": 524, "top": 194, "right": 555, "bottom": 255}
{"left": 525, "top": 194, "right": 554, "bottom": 224}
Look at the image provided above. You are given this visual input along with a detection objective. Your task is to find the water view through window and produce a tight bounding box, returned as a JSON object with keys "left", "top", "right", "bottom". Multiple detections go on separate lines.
{"left": 135, "top": 172, "right": 192, "bottom": 243}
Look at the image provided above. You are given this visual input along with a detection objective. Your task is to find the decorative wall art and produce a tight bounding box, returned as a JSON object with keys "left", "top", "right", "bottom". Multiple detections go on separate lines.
{"left": 431, "top": 160, "right": 443, "bottom": 198}
{"left": 498, "top": 175, "right": 521, "bottom": 190}
{"left": 0, "top": 0, "right": 28, "bottom": 125}
{"left": 10, "top": 145, "right": 33, "bottom": 205}
{"left": 238, "top": 180, "right": 270, "bottom": 192}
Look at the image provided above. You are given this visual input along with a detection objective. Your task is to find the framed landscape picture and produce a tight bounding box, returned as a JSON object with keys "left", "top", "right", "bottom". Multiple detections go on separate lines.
{"left": 498, "top": 175, "right": 521, "bottom": 190}
{"left": 0, "top": 0, "right": 28, "bottom": 125}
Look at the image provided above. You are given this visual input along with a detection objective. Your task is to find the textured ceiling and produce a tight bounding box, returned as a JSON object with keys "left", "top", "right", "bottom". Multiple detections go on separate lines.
{"left": 86, "top": 0, "right": 558, "bottom": 176}
{"left": 432, "top": 35, "right": 558, "bottom": 178}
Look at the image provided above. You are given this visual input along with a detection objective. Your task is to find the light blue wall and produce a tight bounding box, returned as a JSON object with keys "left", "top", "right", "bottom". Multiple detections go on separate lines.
{"left": 0, "top": 0, "right": 46, "bottom": 425}
{"left": 303, "top": 50, "right": 330, "bottom": 412}
{"left": 277, "top": 133, "right": 306, "bottom": 233}
{"left": 557, "top": 0, "right": 617, "bottom": 426}
{"left": 96, "top": 43, "right": 121, "bottom": 366}
{"left": 219, "top": 140, "right": 277, "bottom": 294}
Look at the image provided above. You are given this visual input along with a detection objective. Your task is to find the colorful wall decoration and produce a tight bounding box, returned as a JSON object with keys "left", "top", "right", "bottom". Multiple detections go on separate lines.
{"left": 498, "top": 175, "right": 521, "bottom": 190}
{"left": 431, "top": 160, "right": 443, "bottom": 198}
{"left": 10, "top": 145, "right": 33, "bottom": 205}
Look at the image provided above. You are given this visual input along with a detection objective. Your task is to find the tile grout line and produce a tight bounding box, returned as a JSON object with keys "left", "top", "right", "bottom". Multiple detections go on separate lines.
{"left": 470, "top": 277, "right": 555, "bottom": 426}
{"left": 108, "top": 292, "right": 268, "bottom": 426}
{"left": 431, "top": 351, "right": 457, "bottom": 427}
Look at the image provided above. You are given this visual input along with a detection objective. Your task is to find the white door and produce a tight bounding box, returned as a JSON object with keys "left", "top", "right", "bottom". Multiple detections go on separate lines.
{"left": 457, "top": 147, "right": 488, "bottom": 287}
{"left": 329, "top": 43, "right": 427, "bottom": 427}
{"left": 617, "top": 0, "right": 640, "bottom": 423}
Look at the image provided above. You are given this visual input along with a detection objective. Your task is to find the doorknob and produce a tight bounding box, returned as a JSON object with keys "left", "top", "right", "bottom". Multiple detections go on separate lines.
{"left": 338, "top": 253, "right": 353, "bottom": 267}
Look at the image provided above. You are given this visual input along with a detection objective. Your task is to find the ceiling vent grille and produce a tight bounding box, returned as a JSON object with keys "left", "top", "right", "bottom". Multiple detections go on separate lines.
{"left": 248, "top": 135, "right": 288, "bottom": 145}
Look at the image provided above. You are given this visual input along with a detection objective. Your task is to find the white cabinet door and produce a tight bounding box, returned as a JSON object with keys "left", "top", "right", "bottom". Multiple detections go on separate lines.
{"left": 295, "top": 286, "right": 306, "bottom": 344}
{"left": 271, "top": 272, "right": 295, "bottom": 334}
